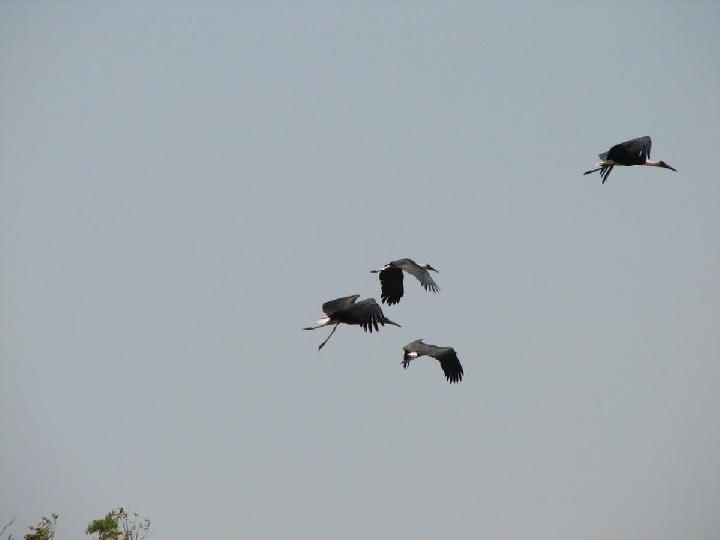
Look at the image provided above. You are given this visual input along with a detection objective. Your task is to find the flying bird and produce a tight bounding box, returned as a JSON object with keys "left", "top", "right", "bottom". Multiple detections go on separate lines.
{"left": 583, "top": 136, "right": 677, "bottom": 184}
{"left": 371, "top": 258, "right": 440, "bottom": 305}
{"left": 402, "top": 339, "right": 463, "bottom": 383}
{"left": 303, "top": 294, "right": 401, "bottom": 350}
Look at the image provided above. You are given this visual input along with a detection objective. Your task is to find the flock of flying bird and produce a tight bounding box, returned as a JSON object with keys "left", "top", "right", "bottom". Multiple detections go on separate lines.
{"left": 304, "top": 135, "right": 677, "bottom": 384}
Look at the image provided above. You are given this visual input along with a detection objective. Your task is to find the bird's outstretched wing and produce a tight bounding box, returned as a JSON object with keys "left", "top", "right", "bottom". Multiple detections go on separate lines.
{"left": 401, "top": 263, "right": 440, "bottom": 293}
{"left": 334, "top": 298, "right": 388, "bottom": 332}
{"left": 631, "top": 135, "right": 652, "bottom": 159}
{"left": 435, "top": 348, "right": 464, "bottom": 384}
{"left": 322, "top": 294, "right": 360, "bottom": 316}
{"left": 608, "top": 136, "right": 652, "bottom": 165}
{"left": 378, "top": 266, "right": 404, "bottom": 305}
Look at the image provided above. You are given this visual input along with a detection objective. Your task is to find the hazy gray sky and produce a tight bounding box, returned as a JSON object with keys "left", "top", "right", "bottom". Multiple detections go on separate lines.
{"left": 2, "top": 2, "right": 719, "bottom": 539}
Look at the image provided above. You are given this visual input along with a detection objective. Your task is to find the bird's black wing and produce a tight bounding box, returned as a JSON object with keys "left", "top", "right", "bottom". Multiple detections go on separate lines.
{"left": 379, "top": 266, "right": 404, "bottom": 305}
{"left": 636, "top": 135, "right": 652, "bottom": 159}
{"left": 322, "top": 295, "right": 360, "bottom": 316}
{"left": 435, "top": 348, "right": 464, "bottom": 383}
{"left": 607, "top": 136, "right": 652, "bottom": 166}
{"left": 334, "top": 298, "right": 386, "bottom": 332}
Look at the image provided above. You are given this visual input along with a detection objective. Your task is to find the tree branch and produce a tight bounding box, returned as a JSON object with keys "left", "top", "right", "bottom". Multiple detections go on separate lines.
{"left": 0, "top": 518, "right": 14, "bottom": 539}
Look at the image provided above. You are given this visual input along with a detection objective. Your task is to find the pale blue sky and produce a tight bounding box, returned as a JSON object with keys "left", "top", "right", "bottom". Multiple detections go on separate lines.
{"left": 2, "top": 2, "right": 719, "bottom": 539}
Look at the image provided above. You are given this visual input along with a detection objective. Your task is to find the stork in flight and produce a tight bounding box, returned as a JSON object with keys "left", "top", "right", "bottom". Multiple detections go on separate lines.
{"left": 583, "top": 136, "right": 676, "bottom": 184}
{"left": 402, "top": 339, "right": 464, "bottom": 383}
{"left": 303, "top": 294, "right": 401, "bottom": 350}
{"left": 371, "top": 258, "right": 440, "bottom": 305}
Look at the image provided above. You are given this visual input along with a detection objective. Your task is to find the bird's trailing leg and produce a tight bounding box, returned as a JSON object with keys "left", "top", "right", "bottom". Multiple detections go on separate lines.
{"left": 583, "top": 166, "right": 603, "bottom": 175}
{"left": 303, "top": 317, "right": 331, "bottom": 331}
{"left": 318, "top": 323, "right": 339, "bottom": 350}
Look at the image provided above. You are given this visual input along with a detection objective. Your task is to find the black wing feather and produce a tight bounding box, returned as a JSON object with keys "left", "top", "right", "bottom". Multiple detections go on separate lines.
{"left": 322, "top": 295, "right": 360, "bottom": 316}
{"left": 607, "top": 136, "right": 652, "bottom": 166}
{"left": 334, "top": 298, "right": 387, "bottom": 332}
{"left": 378, "top": 267, "right": 404, "bottom": 305}
{"left": 437, "top": 348, "right": 464, "bottom": 384}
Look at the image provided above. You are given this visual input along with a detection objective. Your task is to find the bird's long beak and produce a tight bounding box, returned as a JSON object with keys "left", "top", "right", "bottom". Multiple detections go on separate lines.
{"left": 665, "top": 163, "right": 678, "bottom": 172}
{"left": 427, "top": 266, "right": 439, "bottom": 273}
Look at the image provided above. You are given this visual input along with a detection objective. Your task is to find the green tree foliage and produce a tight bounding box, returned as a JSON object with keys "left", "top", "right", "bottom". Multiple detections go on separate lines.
{"left": 2, "top": 508, "right": 150, "bottom": 540}
{"left": 23, "top": 514, "right": 58, "bottom": 540}
{"left": 85, "top": 511, "right": 121, "bottom": 540}
{"left": 86, "top": 509, "right": 150, "bottom": 540}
